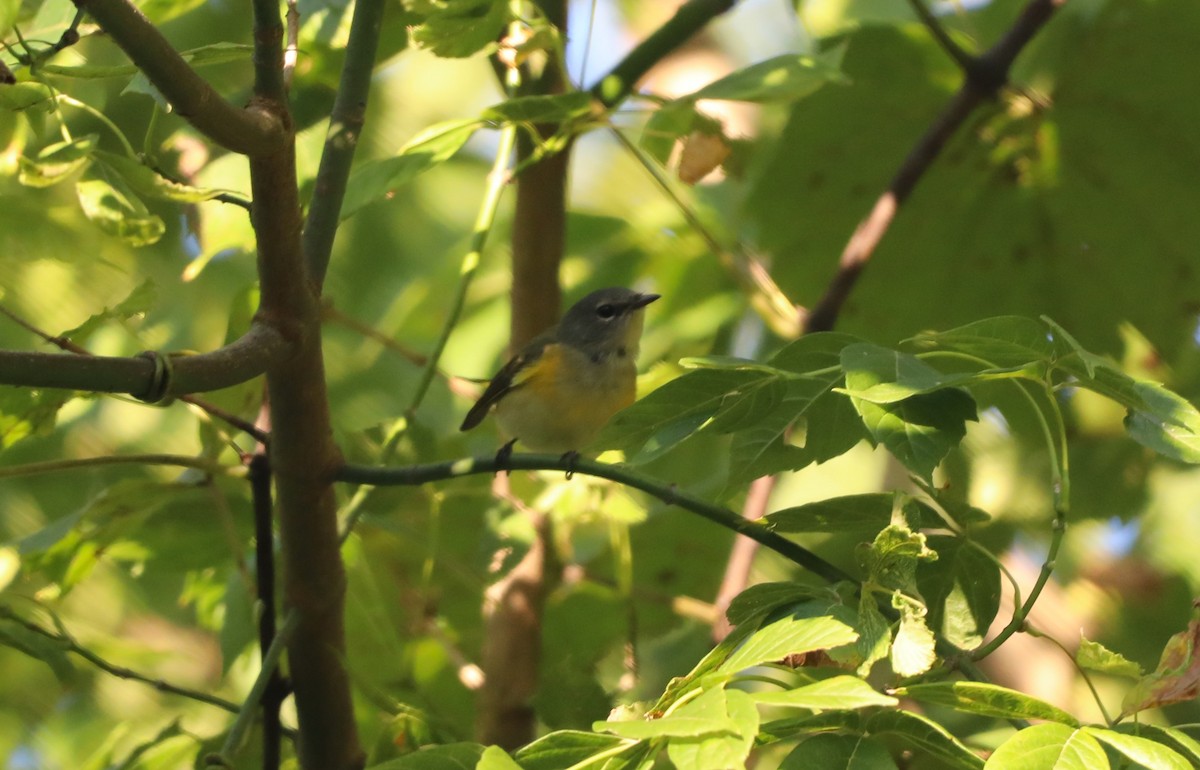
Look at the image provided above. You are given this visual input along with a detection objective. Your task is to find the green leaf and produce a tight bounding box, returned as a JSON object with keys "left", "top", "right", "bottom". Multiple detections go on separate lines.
{"left": 1120, "top": 604, "right": 1200, "bottom": 718}
{"left": 841, "top": 346, "right": 978, "bottom": 480}
{"left": 896, "top": 682, "right": 1079, "bottom": 726}
{"left": 779, "top": 732, "right": 897, "bottom": 769}
{"left": 858, "top": 509, "right": 936, "bottom": 594}
{"left": 1075, "top": 636, "right": 1143, "bottom": 678}
{"left": 598, "top": 368, "right": 767, "bottom": 460}
{"left": 865, "top": 709, "right": 985, "bottom": 770}
{"left": 75, "top": 178, "right": 165, "bottom": 246}
{"left": 0, "top": 386, "right": 82, "bottom": 449}
{"left": 0, "top": 617, "right": 75, "bottom": 683}
{"left": 513, "top": 731, "right": 631, "bottom": 770}
{"left": 1122, "top": 381, "right": 1200, "bottom": 464}
{"left": 984, "top": 723, "right": 1107, "bottom": 770}
{"left": 640, "top": 102, "right": 700, "bottom": 164}
{"left": 752, "top": 675, "right": 897, "bottom": 710}
{"left": 724, "top": 583, "right": 821, "bottom": 627}
{"left": 890, "top": 596, "right": 936, "bottom": 677}
{"left": 767, "top": 493, "right": 942, "bottom": 536}
{"left": 18, "top": 134, "right": 98, "bottom": 187}
{"left": 367, "top": 742, "right": 486, "bottom": 769}
{"left": 915, "top": 316, "right": 1056, "bottom": 368}
{"left": 1112, "top": 725, "right": 1200, "bottom": 769}
{"left": 918, "top": 535, "right": 1001, "bottom": 650}
{"left": 684, "top": 51, "right": 848, "bottom": 104}
{"left": 477, "top": 746, "right": 522, "bottom": 770}
{"left": 0, "top": 0, "right": 17, "bottom": 38}
{"left": 60, "top": 278, "right": 158, "bottom": 345}
{"left": 596, "top": 685, "right": 735, "bottom": 739}
{"left": 0, "top": 81, "right": 56, "bottom": 112}
{"left": 1084, "top": 727, "right": 1191, "bottom": 770}
{"left": 93, "top": 151, "right": 225, "bottom": 203}
{"left": 851, "top": 388, "right": 976, "bottom": 481}
{"left": 341, "top": 119, "right": 484, "bottom": 220}
{"left": 719, "top": 601, "right": 859, "bottom": 674}
{"left": 665, "top": 689, "right": 758, "bottom": 770}
{"left": 481, "top": 92, "right": 593, "bottom": 124}
{"left": 411, "top": 0, "right": 510, "bottom": 58}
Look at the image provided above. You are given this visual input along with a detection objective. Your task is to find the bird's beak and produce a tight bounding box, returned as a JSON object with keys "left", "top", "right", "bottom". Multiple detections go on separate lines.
{"left": 631, "top": 293, "right": 660, "bottom": 310}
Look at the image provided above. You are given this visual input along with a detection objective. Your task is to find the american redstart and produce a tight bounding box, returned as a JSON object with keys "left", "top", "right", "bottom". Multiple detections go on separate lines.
{"left": 460, "top": 287, "right": 659, "bottom": 453}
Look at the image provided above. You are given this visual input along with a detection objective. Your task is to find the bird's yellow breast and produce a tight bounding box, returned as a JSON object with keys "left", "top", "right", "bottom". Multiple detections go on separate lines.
{"left": 495, "top": 343, "right": 637, "bottom": 453}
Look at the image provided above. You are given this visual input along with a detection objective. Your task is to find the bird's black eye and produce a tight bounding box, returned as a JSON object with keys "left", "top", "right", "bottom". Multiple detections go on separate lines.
{"left": 595, "top": 303, "right": 617, "bottom": 319}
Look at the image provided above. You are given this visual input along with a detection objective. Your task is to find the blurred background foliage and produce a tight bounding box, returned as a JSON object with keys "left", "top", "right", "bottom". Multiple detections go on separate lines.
{"left": 2, "top": 0, "right": 1199, "bottom": 766}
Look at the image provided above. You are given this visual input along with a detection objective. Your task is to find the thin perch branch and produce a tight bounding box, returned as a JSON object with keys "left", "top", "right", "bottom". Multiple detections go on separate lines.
{"left": 337, "top": 455, "right": 855, "bottom": 585}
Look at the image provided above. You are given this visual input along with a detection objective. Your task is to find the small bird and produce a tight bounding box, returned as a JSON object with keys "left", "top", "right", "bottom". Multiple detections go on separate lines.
{"left": 460, "top": 287, "right": 659, "bottom": 454}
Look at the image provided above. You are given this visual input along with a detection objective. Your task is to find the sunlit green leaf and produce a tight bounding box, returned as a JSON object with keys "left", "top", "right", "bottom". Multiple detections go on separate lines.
{"left": 752, "top": 675, "right": 897, "bottom": 710}
{"left": 0, "top": 81, "right": 56, "bottom": 112}
{"left": 18, "top": 134, "right": 98, "bottom": 187}
{"left": 75, "top": 178, "right": 165, "bottom": 246}
{"left": 666, "top": 689, "right": 758, "bottom": 770}
{"left": 1084, "top": 727, "right": 1191, "bottom": 770}
{"left": 1075, "top": 636, "right": 1142, "bottom": 678}
{"left": 596, "top": 685, "right": 735, "bottom": 739}
{"left": 984, "top": 723, "right": 1107, "bottom": 770}
{"left": 719, "top": 602, "right": 859, "bottom": 674}
{"left": 93, "top": 151, "right": 225, "bottom": 203}
{"left": 684, "top": 50, "right": 848, "bottom": 104}
{"left": 481, "top": 92, "right": 593, "bottom": 124}
{"left": 410, "top": 0, "right": 510, "bottom": 58}
{"left": 896, "top": 682, "right": 1079, "bottom": 726}
{"left": 513, "top": 731, "right": 631, "bottom": 770}
{"left": 725, "top": 583, "right": 821, "bottom": 627}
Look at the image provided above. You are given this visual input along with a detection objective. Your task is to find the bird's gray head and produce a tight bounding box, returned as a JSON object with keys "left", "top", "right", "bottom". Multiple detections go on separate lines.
{"left": 557, "top": 287, "right": 659, "bottom": 356}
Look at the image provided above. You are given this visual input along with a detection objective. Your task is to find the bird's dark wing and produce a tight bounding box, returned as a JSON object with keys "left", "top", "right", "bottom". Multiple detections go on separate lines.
{"left": 459, "top": 338, "right": 549, "bottom": 431}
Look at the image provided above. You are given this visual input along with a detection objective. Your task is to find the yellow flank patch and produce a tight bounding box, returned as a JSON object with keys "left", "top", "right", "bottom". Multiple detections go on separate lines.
{"left": 495, "top": 343, "right": 637, "bottom": 453}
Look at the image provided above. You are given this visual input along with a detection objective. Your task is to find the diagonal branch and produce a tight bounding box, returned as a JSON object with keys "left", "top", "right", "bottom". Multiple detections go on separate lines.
{"left": 302, "top": 0, "right": 388, "bottom": 289}
{"left": 69, "top": 0, "right": 285, "bottom": 155}
{"left": 804, "top": 0, "right": 1066, "bottom": 333}
{"left": 590, "top": 0, "right": 739, "bottom": 107}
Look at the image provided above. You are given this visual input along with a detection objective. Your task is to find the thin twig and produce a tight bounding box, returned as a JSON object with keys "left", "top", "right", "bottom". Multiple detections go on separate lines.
{"left": 0, "top": 453, "right": 240, "bottom": 479}
{"left": 283, "top": 0, "right": 299, "bottom": 91}
{"left": 711, "top": 475, "right": 777, "bottom": 642}
{"left": 336, "top": 455, "right": 855, "bottom": 585}
{"left": 905, "top": 0, "right": 974, "bottom": 71}
{"left": 804, "top": 0, "right": 1066, "bottom": 333}
{"left": 608, "top": 127, "right": 801, "bottom": 338}
{"left": 0, "top": 606, "right": 245, "bottom": 716}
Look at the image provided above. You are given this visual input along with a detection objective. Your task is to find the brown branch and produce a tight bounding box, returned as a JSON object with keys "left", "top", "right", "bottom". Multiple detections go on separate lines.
{"left": 70, "top": 0, "right": 285, "bottom": 156}
{"left": 0, "top": 303, "right": 268, "bottom": 443}
{"left": 0, "top": 322, "right": 289, "bottom": 402}
{"left": 803, "top": 0, "right": 1066, "bottom": 333}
